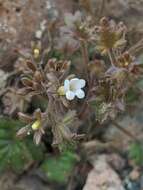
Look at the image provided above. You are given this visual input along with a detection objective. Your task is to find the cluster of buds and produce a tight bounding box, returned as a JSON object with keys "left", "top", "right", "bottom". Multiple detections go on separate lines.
{"left": 95, "top": 17, "right": 127, "bottom": 54}
{"left": 21, "top": 61, "right": 45, "bottom": 96}
{"left": 19, "top": 58, "right": 71, "bottom": 98}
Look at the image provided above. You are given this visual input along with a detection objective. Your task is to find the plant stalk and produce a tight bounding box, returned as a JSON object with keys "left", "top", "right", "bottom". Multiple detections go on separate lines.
{"left": 80, "top": 40, "right": 89, "bottom": 82}
{"left": 108, "top": 49, "right": 116, "bottom": 67}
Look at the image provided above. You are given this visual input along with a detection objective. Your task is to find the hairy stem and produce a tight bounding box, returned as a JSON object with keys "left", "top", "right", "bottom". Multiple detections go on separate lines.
{"left": 80, "top": 40, "right": 89, "bottom": 82}
{"left": 108, "top": 49, "right": 116, "bottom": 67}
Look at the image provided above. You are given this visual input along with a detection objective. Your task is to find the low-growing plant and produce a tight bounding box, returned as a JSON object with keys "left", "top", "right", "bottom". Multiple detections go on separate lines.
{"left": 1, "top": 7, "right": 143, "bottom": 183}
{"left": 16, "top": 14, "right": 143, "bottom": 146}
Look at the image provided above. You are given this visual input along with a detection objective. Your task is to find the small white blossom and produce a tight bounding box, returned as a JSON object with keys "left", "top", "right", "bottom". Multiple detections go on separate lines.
{"left": 40, "top": 20, "right": 47, "bottom": 31}
{"left": 35, "top": 30, "right": 42, "bottom": 39}
{"left": 64, "top": 78, "right": 86, "bottom": 100}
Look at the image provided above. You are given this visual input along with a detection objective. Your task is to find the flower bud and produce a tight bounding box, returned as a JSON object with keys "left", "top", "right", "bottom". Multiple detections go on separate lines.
{"left": 26, "top": 61, "right": 37, "bottom": 72}
{"left": 100, "top": 17, "right": 109, "bottom": 27}
{"left": 34, "top": 71, "right": 44, "bottom": 82}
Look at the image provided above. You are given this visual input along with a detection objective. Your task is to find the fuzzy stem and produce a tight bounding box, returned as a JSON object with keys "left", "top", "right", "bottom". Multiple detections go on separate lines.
{"left": 108, "top": 49, "right": 117, "bottom": 67}
{"left": 80, "top": 40, "right": 89, "bottom": 82}
{"left": 108, "top": 49, "right": 115, "bottom": 67}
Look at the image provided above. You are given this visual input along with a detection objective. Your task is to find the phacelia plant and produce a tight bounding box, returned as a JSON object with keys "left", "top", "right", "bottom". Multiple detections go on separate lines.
{"left": 15, "top": 12, "right": 143, "bottom": 150}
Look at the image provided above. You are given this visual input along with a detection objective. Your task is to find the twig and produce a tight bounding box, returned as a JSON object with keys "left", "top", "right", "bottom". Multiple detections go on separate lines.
{"left": 111, "top": 120, "right": 140, "bottom": 143}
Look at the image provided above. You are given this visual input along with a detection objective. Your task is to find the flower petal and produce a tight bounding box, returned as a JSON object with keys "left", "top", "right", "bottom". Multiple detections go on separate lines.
{"left": 66, "top": 91, "right": 75, "bottom": 100}
{"left": 79, "top": 79, "right": 86, "bottom": 88}
{"left": 64, "top": 79, "right": 70, "bottom": 92}
{"left": 75, "top": 89, "right": 85, "bottom": 99}
{"left": 70, "top": 78, "right": 80, "bottom": 91}
{"left": 70, "top": 78, "right": 86, "bottom": 91}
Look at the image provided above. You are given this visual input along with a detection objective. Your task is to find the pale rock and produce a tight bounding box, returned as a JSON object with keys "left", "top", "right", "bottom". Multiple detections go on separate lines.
{"left": 83, "top": 155, "right": 125, "bottom": 190}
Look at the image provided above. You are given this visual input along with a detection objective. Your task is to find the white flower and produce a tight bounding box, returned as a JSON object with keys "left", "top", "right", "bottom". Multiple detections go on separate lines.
{"left": 35, "top": 30, "right": 42, "bottom": 39}
{"left": 64, "top": 78, "right": 86, "bottom": 100}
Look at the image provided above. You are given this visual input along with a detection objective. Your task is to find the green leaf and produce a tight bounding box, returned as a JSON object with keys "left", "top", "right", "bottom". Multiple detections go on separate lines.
{"left": 0, "top": 117, "right": 44, "bottom": 172}
{"left": 137, "top": 78, "right": 143, "bottom": 89}
{"left": 129, "top": 143, "right": 143, "bottom": 166}
{"left": 42, "top": 150, "right": 78, "bottom": 183}
{"left": 126, "top": 88, "right": 139, "bottom": 104}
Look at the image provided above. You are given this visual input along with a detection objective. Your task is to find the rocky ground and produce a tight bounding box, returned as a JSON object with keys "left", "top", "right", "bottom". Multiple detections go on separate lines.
{"left": 0, "top": 0, "right": 143, "bottom": 190}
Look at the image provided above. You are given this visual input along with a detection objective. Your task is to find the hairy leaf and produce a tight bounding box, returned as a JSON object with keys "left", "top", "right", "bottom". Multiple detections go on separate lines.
{"left": 0, "top": 118, "right": 44, "bottom": 172}
{"left": 42, "top": 150, "right": 78, "bottom": 183}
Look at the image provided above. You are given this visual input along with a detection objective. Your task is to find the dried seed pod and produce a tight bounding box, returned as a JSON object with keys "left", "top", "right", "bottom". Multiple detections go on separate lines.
{"left": 33, "top": 130, "right": 42, "bottom": 145}
{"left": 100, "top": 17, "right": 109, "bottom": 27}
{"left": 26, "top": 61, "right": 37, "bottom": 72}
{"left": 34, "top": 71, "right": 44, "bottom": 82}
{"left": 96, "top": 18, "right": 127, "bottom": 54}
{"left": 21, "top": 77, "right": 33, "bottom": 87}
{"left": 123, "top": 52, "right": 130, "bottom": 60}
{"left": 46, "top": 58, "right": 57, "bottom": 72}
{"left": 33, "top": 82, "right": 43, "bottom": 91}
{"left": 16, "top": 126, "right": 30, "bottom": 138}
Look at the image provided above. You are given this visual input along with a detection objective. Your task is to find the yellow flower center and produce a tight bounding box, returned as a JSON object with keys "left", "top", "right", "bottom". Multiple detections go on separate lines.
{"left": 33, "top": 48, "right": 40, "bottom": 59}
{"left": 57, "top": 86, "right": 65, "bottom": 96}
{"left": 31, "top": 120, "right": 41, "bottom": 131}
{"left": 124, "top": 62, "right": 129, "bottom": 67}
